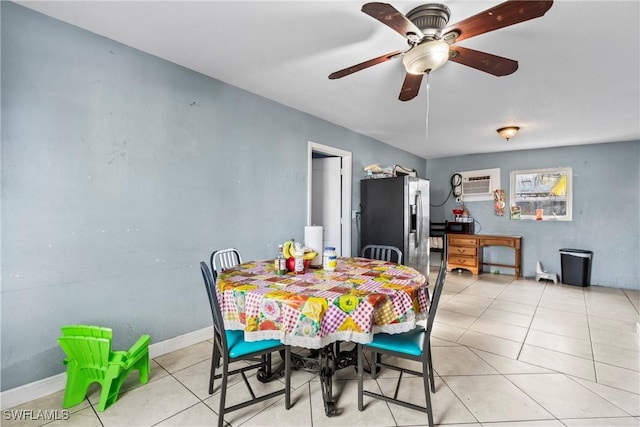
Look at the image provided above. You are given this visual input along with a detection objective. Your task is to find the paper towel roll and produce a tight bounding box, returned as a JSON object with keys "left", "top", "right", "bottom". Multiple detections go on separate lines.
{"left": 304, "top": 226, "right": 323, "bottom": 266}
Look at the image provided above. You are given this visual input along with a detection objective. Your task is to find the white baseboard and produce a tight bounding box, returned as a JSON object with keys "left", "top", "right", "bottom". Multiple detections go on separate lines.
{"left": 0, "top": 326, "right": 214, "bottom": 410}
{"left": 148, "top": 326, "right": 213, "bottom": 359}
{"left": 0, "top": 373, "right": 68, "bottom": 411}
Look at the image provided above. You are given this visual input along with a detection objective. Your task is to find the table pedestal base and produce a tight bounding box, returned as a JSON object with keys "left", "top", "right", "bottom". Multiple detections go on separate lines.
{"left": 288, "top": 343, "right": 359, "bottom": 417}
{"left": 259, "top": 344, "right": 374, "bottom": 417}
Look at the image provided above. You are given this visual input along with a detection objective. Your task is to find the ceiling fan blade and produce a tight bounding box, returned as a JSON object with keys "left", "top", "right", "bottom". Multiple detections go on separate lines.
{"left": 444, "top": 1, "right": 553, "bottom": 43}
{"left": 399, "top": 72, "right": 423, "bottom": 101}
{"left": 449, "top": 45, "right": 518, "bottom": 76}
{"left": 362, "top": 2, "right": 424, "bottom": 40}
{"left": 328, "top": 50, "right": 403, "bottom": 79}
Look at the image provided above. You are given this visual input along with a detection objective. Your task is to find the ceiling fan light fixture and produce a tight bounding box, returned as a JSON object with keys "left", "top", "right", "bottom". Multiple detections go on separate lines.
{"left": 497, "top": 126, "right": 520, "bottom": 141}
{"left": 402, "top": 39, "right": 450, "bottom": 74}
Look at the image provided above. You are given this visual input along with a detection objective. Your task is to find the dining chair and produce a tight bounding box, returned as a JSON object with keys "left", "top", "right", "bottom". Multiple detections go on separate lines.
{"left": 361, "top": 244, "right": 403, "bottom": 264}
{"left": 357, "top": 261, "right": 447, "bottom": 427}
{"left": 359, "top": 244, "right": 404, "bottom": 368}
{"left": 429, "top": 221, "right": 447, "bottom": 262}
{"left": 209, "top": 247, "right": 284, "bottom": 394}
{"left": 200, "top": 262, "right": 291, "bottom": 427}
{"left": 209, "top": 247, "right": 243, "bottom": 280}
{"left": 205, "top": 249, "right": 248, "bottom": 357}
{"left": 58, "top": 325, "right": 150, "bottom": 412}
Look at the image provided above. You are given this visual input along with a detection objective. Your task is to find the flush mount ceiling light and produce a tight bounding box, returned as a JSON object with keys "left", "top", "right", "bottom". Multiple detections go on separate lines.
{"left": 402, "top": 39, "right": 451, "bottom": 74}
{"left": 497, "top": 126, "right": 520, "bottom": 141}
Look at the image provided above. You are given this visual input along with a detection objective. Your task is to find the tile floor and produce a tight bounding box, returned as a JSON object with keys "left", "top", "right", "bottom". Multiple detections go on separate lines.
{"left": 5, "top": 272, "right": 640, "bottom": 427}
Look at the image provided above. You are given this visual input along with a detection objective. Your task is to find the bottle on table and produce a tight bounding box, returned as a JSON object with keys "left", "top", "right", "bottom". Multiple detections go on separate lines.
{"left": 294, "top": 243, "right": 305, "bottom": 274}
{"left": 275, "top": 244, "right": 287, "bottom": 275}
{"left": 323, "top": 247, "right": 337, "bottom": 272}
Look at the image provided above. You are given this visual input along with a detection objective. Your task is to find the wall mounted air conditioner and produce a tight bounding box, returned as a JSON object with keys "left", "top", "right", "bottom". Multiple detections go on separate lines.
{"left": 458, "top": 168, "right": 500, "bottom": 201}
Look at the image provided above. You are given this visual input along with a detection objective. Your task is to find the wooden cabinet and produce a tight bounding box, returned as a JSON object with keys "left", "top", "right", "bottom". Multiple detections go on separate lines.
{"left": 447, "top": 235, "right": 482, "bottom": 275}
{"left": 447, "top": 234, "right": 522, "bottom": 278}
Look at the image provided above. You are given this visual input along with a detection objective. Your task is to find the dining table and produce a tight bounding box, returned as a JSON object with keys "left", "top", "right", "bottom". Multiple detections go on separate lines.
{"left": 216, "top": 256, "right": 429, "bottom": 416}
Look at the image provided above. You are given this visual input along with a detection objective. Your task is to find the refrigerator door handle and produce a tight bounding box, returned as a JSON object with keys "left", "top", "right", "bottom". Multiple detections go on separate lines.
{"left": 415, "top": 191, "right": 422, "bottom": 248}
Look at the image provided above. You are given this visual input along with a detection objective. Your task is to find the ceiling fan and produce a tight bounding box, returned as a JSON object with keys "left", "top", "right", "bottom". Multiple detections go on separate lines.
{"left": 328, "top": 1, "right": 553, "bottom": 101}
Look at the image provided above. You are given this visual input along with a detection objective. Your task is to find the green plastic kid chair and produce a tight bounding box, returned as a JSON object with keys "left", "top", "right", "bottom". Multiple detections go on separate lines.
{"left": 58, "top": 325, "right": 150, "bottom": 412}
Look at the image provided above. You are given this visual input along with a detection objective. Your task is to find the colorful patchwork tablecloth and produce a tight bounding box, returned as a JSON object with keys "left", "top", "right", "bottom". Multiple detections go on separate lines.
{"left": 217, "top": 257, "right": 429, "bottom": 349}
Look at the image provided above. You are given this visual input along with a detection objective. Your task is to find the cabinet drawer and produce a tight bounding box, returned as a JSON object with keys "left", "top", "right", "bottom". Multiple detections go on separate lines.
{"left": 448, "top": 256, "right": 477, "bottom": 267}
{"left": 448, "top": 237, "right": 476, "bottom": 247}
{"left": 481, "top": 238, "right": 514, "bottom": 248}
{"left": 449, "top": 246, "right": 477, "bottom": 256}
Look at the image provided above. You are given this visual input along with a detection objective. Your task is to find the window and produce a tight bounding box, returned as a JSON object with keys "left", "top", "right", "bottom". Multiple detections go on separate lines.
{"left": 510, "top": 167, "right": 572, "bottom": 221}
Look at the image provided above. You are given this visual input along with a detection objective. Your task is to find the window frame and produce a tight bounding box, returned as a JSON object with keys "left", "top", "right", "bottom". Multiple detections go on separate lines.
{"left": 509, "top": 167, "right": 573, "bottom": 221}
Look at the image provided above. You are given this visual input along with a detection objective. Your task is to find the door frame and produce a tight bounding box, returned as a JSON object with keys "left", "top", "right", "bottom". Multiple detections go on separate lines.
{"left": 307, "top": 141, "right": 352, "bottom": 256}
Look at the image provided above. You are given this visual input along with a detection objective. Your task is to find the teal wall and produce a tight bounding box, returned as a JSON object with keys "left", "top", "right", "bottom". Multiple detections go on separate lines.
{"left": 0, "top": 3, "right": 425, "bottom": 391}
{"left": 425, "top": 140, "right": 640, "bottom": 289}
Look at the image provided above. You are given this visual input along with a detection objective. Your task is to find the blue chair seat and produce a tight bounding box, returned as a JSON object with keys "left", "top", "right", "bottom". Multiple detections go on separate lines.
{"left": 367, "top": 328, "right": 424, "bottom": 357}
{"left": 225, "top": 330, "right": 283, "bottom": 358}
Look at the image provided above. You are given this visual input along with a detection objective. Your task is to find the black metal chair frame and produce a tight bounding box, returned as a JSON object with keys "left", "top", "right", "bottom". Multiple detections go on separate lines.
{"left": 429, "top": 221, "right": 447, "bottom": 260}
{"left": 200, "top": 262, "right": 291, "bottom": 427}
{"left": 361, "top": 244, "right": 403, "bottom": 264}
{"left": 357, "top": 261, "right": 447, "bottom": 427}
{"left": 209, "top": 248, "right": 243, "bottom": 281}
{"left": 358, "top": 243, "right": 404, "bottom": 369}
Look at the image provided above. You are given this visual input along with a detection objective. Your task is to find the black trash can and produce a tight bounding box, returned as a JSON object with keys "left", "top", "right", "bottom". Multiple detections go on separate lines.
{"left": 559, "top": 249, "right": 593, "bottom": 286}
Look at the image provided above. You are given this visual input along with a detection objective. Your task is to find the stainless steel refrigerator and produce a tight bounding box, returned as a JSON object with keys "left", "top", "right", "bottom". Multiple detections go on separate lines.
{"left": 360, "top": 176, "right": 430, "bottom": 276}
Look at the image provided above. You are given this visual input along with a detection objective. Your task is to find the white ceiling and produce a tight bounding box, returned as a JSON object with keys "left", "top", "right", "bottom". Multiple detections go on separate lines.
{"left": 18, "top": 1, "right": 640, "bottom": 159}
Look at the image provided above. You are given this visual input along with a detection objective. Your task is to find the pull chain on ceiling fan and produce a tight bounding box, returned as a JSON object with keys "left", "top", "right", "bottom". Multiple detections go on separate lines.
{"left": 328, "top": 1, "right": 554, "bottom": 101}
{"left": 425, "top": 72, "right": 430, "bottom": 142}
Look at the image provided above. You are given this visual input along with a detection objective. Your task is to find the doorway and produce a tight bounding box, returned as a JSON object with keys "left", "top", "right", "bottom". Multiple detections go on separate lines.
{"left": 307, "top": 142, "right": 352, "bottom": 257}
